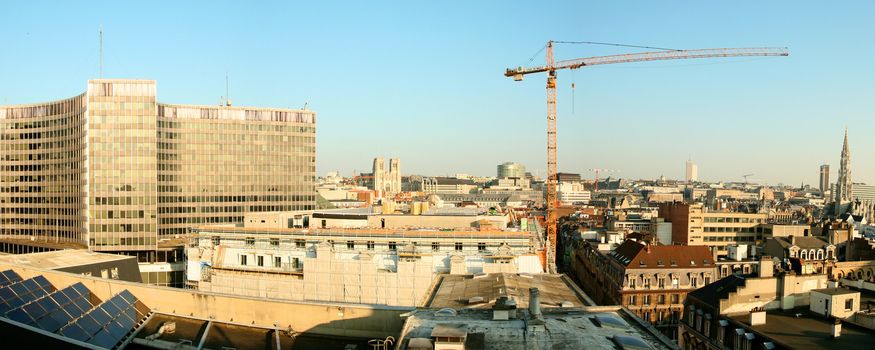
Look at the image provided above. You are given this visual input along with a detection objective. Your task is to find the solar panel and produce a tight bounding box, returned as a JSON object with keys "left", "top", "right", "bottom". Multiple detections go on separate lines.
{"left": 0, "top": 277, "right": 57, "bottom": 313}
{"left": 59, "top": 290, "right": 149, "bottom": 349}
{"left": 5, "top": 282, "right": 100, "bottom": 333}
{"left": 0, "top": 270, "right": 23, "bottom": 288}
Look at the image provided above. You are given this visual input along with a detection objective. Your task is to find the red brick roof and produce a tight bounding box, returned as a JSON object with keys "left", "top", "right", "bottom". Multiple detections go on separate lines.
{"left": 608, "top": 240, "right": 713, "bottom": 269}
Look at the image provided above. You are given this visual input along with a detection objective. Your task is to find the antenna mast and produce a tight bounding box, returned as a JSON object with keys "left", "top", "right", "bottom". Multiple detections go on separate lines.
{"left": 225, "top": 72, "right": 232, "bottom": 106}
{"left": 99, "top": 26, "right": 103, "bottom": 78}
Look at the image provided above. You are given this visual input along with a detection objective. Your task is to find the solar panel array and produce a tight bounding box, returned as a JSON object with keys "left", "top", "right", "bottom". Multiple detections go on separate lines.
{"left": 59, "top": 290, "right": 150, "bottom": 349}
{"left": 0, "top": 270, "right": 22, "bottom": 288}
{"left": 0, "top": 275, "right": 57, "bottom": 314}
{"left": 5, "top": 282, "right": 99, "bottom": 333}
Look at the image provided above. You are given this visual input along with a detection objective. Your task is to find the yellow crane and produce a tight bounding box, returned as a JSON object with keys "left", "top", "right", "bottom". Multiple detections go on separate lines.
{"left": 505, "top": 41, "right": 788, "bottom": 272}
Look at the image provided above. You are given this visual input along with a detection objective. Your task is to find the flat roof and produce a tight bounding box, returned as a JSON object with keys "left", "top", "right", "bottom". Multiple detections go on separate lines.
{"left": 811, "top": 288, "right": 859, "bottom": 296}
{"left": 400, "top": 307, "right": 676, "bottom": 350}
{"left": 426, "top": 273, "right": 592, "bottom": 309}
{"left": 0, "top": 250, "right": 132, "bottom": 269}
{"left": 196, "top": 226, "right": 531, "bottom": 238}
{"left": 729, "top": 308, "right": 873, "bottom": 350}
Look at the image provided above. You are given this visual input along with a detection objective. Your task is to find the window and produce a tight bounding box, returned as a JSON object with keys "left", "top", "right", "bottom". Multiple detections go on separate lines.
{"left": 295, "top": 239, "right": 306, "bottom": 248}
{"left": 643, "top": 278, "right": 651, "bottom": 288}
{"left": 211, "top": 236, "right": 221, "bottom": 246}
{"left": 274, "top": 257, "right": 282, "bottom": 268}
{"left": 658, "top": 278, "right": 665, "bottom": 288}
{"left": 629, "top": 278, "right": 636, "bottom": 289}
{"left": 347, "top": 241, "right": 355, "bottom": 249}
{"left": 432, "top": 242, "right": 440, "bottom": 251}
{"left": 111, "top": 267, "right": 119, "bottom": 280}
{"left": 257, "top": 256, "right": 264, "bottom": 267}
{"left": 245, "top": 237, "right": 255, "bottom": 246}
{"left": 671, "top": 278, "right": 679, "bottom": 288}
{"left": 270, "top": 238, "right": 279, "bottom": 246}
{"left": 240, "top": 255, "right": 248, "bottom": 265}
{"left": 628, "top": 295, "right": 637, "bottom": 305}
{"left": 671, "top": 294, "right": 680, "bottom": 304}
{"left": 455, "top": 242, "right": 463, "bottom": 251}
{"left": 845, "top": 298, "right": 854, "bottom": 310}
{"left": 658, "top": 294, "right": 666, "bottom": 305}
{"left": 388, "top": 241, "right": 397, "bottom": 251}
{"left": 643, "top": 295, "right": 651, "bottom": 305}
{"left": 704, "top": 276, "right": 711, "bottom": 285}
{"left": 691, "top": 277, "right": 698, "bottom": 288}
{"left": 478, "top": 242, "right": 486, "bottom": 251}
{"left": 367, "top": 241, "right": 375, "bottom": 250}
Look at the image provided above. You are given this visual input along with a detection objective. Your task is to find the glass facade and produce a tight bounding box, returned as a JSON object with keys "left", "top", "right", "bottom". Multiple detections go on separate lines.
{"left": 0, "top": 79, "right": 316, "bottom": 253}
{"left": 0, "top": 94, "right": 88, "bottom": 245}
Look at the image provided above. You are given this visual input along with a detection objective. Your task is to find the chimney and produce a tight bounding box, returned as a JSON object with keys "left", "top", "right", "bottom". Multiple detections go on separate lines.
{"left": 790, "top": 235, "right": 796, "bottom": 245}
{"left": 832, "top": 318, "right": 842, "bottom": 338}
{"left": 529, "top": 288, "right": 543, "bottom": 321}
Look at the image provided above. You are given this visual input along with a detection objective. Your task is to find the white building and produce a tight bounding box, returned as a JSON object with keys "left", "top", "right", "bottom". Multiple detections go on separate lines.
{"left": 557, "top": 182, "right": 591, "bottom": 205}
{"left": 685, "top": 160, "right": 698, "bottom": 182}
{"left": 187, "top": 223, "right": 544, "bottom": 307}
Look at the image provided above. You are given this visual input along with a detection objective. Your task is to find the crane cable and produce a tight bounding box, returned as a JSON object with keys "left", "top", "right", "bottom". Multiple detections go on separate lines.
{"left": 553, "top": 40, "right": 679, "bottom": 51}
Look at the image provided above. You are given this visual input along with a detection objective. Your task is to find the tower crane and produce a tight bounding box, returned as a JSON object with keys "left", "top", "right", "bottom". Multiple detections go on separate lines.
{"left": 588, "top": 168, "right": 619, "bottom": 192}
{"left": 505, "top": 41, "right": 788, "bottom": 272}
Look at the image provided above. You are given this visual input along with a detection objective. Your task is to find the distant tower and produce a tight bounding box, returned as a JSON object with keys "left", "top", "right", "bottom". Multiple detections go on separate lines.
{"left": 819, "top": 164, "right": 830, "bottom": 194}
{"left": 835, "top": 128, "right": 853, "bottom": 213}
{"left": 388, "top": 158, "right": 401, "bottom": 194}
{"left": 498, "top": 162, "right": 526, "bottom": 179}
{"left": 372, "top": 157, "right": 385, "bottom": 193}
{"left": 685, "top": 159, "right": 698, "bottom": 183}
{"left": 372, "top": 157, "right": 401, "bottom": 196}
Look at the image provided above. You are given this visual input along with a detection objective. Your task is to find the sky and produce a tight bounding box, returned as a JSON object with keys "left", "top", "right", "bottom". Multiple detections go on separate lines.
{"left": 1, "top": 1, "right": 873, "bottom": 186}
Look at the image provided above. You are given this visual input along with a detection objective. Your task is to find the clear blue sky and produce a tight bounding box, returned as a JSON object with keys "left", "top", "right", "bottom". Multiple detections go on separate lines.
{"left": 2, "top": 1, "right": 873, "bottom": 186}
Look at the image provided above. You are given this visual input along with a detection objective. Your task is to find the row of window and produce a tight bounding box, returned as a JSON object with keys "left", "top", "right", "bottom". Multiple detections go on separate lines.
{"left": 235, "top": 237, "right": 492, "bottom": 252}
{"left": 628, "top": 293, "right": 682, "bottom": 305}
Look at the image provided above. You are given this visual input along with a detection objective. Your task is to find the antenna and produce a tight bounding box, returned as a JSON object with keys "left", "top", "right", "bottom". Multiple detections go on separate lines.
{"left": 225, "top": 72, "right": 232, "bottom": 106}
{"left": 99, "top": 26, "right": 103, "bottom": 78}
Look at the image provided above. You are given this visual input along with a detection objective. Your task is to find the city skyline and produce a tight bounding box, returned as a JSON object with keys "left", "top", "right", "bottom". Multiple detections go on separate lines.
{"left": 1, "top": 2, "right": 873, "bottom": 185}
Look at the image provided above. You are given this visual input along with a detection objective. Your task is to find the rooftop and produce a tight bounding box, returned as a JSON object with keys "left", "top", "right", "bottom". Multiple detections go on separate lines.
{"left": 0, "top": 250, "right": 132, "bottom": 270}
{"left": 609, "top": 240, "right": 713, "bottom": 268}
{"left": 728, "top": 308, "right": 873, "bottom": 350}
{"left": 772, "top": 236, "right": 832, "bottom": 250}
{"left": 399, "top": 306, "right": 678, "bottom": 350}
{"left": 811, "top": 287, "right": 859, "bottom": 296}
{"left": 426, "top": 273, "right": 593, "bottom": 309}
{"left": 195, "top": 226, "right": 531, "bottom": 239}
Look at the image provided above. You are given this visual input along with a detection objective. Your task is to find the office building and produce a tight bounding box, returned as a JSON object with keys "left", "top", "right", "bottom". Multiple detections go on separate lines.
{"left": 819, "top": 164, "right": 830, "bottom": 194}
{"left": 659, "top": 202, "right": 768, "bottom": 257}
{"left": 686, "top": 160, "right": 698, "bottom": 182}
{"left": 497, "top": 162, "right": 526, "bottom": 179}
{"left": 0, "top": 79, "right": 315, "bottom": 258}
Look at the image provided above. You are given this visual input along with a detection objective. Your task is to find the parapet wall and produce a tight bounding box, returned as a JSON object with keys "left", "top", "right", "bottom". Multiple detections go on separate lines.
{"left": 0, "top": 262, "right": 409, "bottom": 339}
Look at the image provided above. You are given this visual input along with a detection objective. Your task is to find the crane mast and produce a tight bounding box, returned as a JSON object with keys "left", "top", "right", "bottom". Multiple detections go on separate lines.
{"left": 506, "top": 41, "right": 788, "bottom": 273}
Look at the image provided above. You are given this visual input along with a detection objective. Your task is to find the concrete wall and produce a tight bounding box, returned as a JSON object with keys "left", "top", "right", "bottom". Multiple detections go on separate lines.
{"left": 0, "top": 262, "right": 409, "bottom": 339}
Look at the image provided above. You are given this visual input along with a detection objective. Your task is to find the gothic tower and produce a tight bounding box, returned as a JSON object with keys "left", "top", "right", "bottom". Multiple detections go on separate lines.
{"left": 835, "top": 128, "right": 853, "bottom": 214}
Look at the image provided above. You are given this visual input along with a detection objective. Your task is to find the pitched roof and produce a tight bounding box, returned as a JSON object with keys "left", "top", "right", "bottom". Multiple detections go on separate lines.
{"left": 772, "top": 236, "right": 831, "bottom": 250}
{"left": 608, "top": 240, "right": 713, "bottom": 269}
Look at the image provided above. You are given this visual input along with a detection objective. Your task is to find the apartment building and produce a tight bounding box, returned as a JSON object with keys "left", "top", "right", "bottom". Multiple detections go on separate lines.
{"left": 571, "top": 239, "right": 715, "bottom": 339}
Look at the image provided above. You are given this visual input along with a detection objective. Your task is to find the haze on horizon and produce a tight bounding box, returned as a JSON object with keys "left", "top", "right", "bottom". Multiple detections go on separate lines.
{"left": 1, "top": 1, "right": 873, "bottom": 186}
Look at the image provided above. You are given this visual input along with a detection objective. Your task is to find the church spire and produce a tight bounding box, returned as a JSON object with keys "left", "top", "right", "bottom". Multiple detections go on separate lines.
{"left": 836, "top": 127, "right": 853, "bottom": 205}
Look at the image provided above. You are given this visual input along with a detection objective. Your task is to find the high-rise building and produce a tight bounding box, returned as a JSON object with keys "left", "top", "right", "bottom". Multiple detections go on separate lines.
{"left": 0, "top": 79, "right": 316, "bottom": 254}
{"left": 497, "top": 162, "right": 526, "bottom": 179}
{"left": 819, "top": 164, "right": 830, "bottom": 194}
{"left": 685, "top": 160, "right": 698, "bottom": 182}
{"left": 371, "top": 157, "right": 400, "bottom": 195}
{"left": 835, "top": 129, "right": 852, "bottom": 212}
